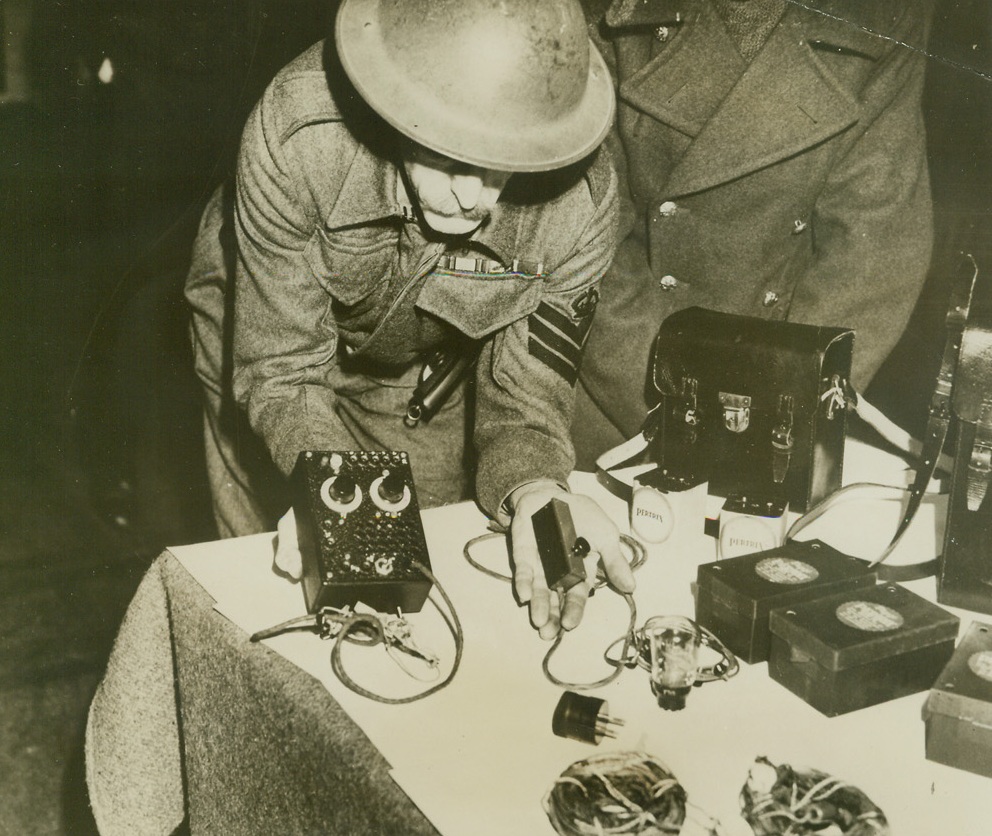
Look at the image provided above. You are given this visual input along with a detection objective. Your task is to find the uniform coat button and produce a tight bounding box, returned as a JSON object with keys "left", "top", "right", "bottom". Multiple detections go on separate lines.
{"left": 655, "top": 25, "right": 671, "bottom": 42}
{"left": 658, "top": 201, "right": 678, "bottom": 216}
{"left": 763, "top": 291, "right": 780, "bottom": 307}
{"left": 659, "top": 275, "right": 679, "bottom": 291}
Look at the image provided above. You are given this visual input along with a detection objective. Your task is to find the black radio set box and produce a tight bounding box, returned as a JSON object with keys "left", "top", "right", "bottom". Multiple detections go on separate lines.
{"left": 292, "top": 450, "right": 432, "bottom": 614}
{"left": 694, "top": 540, "right": 875, "bottom": 664}
{"left": 923, "top": 621, "right": 992, "bottom": 778}
{"left": 695, "top": 539, "right": 962, "bottom": 716}
{"left": 767, "top": 583, "right": 959, "bottom": 716}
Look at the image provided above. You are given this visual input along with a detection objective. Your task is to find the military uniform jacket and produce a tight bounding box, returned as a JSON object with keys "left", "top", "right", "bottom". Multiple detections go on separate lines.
{"left": 205, "top": 42, "right": 617, "bottom": 519}
{"left": 578, "top": 0, "right": 935, "bottom": 447}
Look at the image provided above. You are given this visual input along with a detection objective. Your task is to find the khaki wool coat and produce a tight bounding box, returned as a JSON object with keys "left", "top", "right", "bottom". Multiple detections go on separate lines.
{"left": 185, "top": 41, "right": 618, "bottom": 535}
{"left": 574, "top": 0, "right": 935, "bottom": 464}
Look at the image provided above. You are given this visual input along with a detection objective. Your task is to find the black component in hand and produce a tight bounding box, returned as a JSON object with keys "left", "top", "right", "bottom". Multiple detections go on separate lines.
{"left": 532, "top": 498, "right": 588, "bottom": 593}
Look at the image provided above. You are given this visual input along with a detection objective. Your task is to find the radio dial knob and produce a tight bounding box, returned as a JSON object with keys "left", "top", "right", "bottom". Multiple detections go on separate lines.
{"left": 378, "top": 471, "right": 406, "bottom": 504}
{"left": 329, "top": 473, "right": 357, "bottom": 504}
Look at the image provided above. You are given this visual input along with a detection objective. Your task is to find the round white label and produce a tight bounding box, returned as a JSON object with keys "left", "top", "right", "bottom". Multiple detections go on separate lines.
{"left": 835, "top": 601, "right": 904, "bottom": 632}
{"left": 630, "top": 486, "right": 675, "bottom": 544}
{"left": 754, "top": 557, "right": 820, "bottom": 585}
{"left": 719, "top": 516, "right": 780, "bottom": 559}
{"left": 967, "top": 651, "right": 992, "bottom": 683}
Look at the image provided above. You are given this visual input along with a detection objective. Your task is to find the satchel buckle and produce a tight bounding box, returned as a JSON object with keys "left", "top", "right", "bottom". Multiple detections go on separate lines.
{"left": 719, "top": 392, "right": 751, "bottom": 433}
{"left": 968, "top": 442, "right": 991, "bottom": 511}
{"left": 967, "top": 401, "right": 992, "bottom": 511}
{"left": 679, "top": 377, "right": 699, "bottom": 426}
{"left": 771, "top": 395, "right": 795, "bottom": 484}
{"left": 821, "top": 374, "right": 849, "bottom": 420}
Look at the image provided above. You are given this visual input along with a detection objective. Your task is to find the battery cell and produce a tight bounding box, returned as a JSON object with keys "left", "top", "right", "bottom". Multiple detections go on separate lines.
{"left": 694, "top": 540, "right": 875, "bottom": 664}
{"left": 924, "top": 621, "right": 992, "bottom": 778}
{"left": 768, "top": 583, "right": 959, "bottom": 716}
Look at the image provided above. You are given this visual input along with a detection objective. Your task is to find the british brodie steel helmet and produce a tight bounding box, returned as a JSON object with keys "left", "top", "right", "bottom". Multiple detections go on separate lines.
{"left": 335, "top": 0, "right": 615, "bottom": 172}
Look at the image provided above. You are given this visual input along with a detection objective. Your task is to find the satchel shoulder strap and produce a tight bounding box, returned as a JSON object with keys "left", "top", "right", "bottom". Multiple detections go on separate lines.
{"left": 594, "top": 401, "right": 669, "bottom": 500}
{"left": 966, "top": 400, "right": 992, "bottom": 512}
{"left": 952, "top": 265, "right": 992, "bottom": 510}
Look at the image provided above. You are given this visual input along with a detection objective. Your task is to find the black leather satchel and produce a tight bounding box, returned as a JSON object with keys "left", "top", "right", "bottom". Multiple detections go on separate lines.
{"left": 645, "top": 307, "right": 855, "bottom": 513}
{"left": 938, "top": 288, "right": 992, "bottom": 614}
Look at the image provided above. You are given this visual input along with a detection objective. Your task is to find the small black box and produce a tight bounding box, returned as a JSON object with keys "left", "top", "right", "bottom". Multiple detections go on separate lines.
{"left": 923, "top": 621, "right": 992, "bottom": 778}
{"left": 532, "top": 498, "right": 586, "bottom": 592}
{"left": 292, "top": 450, "right": 432, "bottom": 614}
{"left": 694, "top": 540, "right": 875, "bottom": 664}
{"left": 768, "top": 583, "right": 959, "bottom": 716}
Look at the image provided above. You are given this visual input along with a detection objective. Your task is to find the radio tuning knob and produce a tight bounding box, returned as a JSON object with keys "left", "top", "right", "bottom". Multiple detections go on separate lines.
{"left": 378, "top": 470, "right": 405, "bottom": 504}
{"left": 329, "top": 473, "right": 357, "bottom": 504}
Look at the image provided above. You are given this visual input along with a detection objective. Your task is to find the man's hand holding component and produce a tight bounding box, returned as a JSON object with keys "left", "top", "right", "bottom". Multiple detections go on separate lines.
{"left": 508, "top": 481, "right": 635, "bottom": 639}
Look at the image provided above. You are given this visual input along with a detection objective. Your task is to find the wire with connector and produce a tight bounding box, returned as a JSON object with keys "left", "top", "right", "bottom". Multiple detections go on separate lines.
{"left": 252, "top": 559, "right": 463, "bottom": 704}
{"left": 463, "top": 530, "right": 647, "bottom": 690}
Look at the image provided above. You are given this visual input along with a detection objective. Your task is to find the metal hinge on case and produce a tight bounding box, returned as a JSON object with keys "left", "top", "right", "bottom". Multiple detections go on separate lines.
{"left": 967, "top": 400, "right": 992, "bottom": 511}
{"left": 719, "top": 392, "right": 750, "bottom": 433}
{"left": 771, "top": 395, "right": 795, "bottom": 484}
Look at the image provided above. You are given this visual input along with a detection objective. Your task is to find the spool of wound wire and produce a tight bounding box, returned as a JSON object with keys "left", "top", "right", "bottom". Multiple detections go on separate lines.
{"left": 543, "top": 751, "right": 687, "bottom": 836}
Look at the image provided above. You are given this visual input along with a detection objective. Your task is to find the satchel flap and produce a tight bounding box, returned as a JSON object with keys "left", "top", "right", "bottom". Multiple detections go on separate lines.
{"left": 651, "top": 307, "right": 854, "bottom": 405}
{"left": 953, "top": 308, "right": 992, "bottom": 425}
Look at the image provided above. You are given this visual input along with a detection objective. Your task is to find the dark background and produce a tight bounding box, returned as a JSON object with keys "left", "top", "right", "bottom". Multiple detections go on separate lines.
{"left": 0, "top": 1, "right": 989, "bottom": 832}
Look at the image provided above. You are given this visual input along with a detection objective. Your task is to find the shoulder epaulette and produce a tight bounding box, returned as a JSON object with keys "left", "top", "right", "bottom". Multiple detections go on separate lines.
{"left": 268, "top": 41, "right": 345, "bottom": 144}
